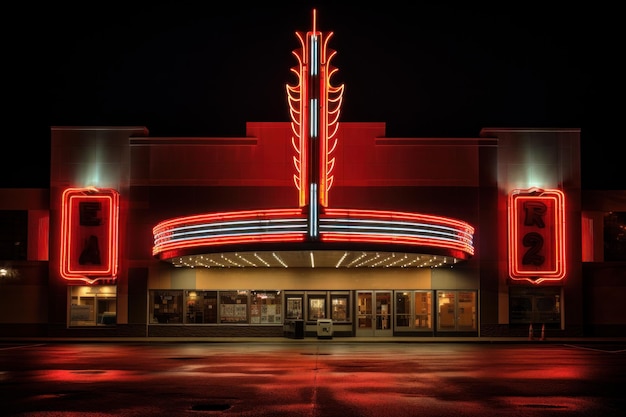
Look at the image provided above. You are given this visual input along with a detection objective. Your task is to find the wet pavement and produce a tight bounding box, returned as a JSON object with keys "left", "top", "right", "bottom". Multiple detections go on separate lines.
{"left": 1, "top": 339, "right": 625, "bottom": 416}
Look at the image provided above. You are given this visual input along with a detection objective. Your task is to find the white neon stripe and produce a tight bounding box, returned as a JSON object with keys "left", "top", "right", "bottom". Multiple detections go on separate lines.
{"left": 310, "top": 99, "right": 318, "bottom": 138}
{"left": 309, "top": 183, "right": 318, "bottom": 237}
{"left": 319, "top": 218, "right": 473, "bottom": 243}
{"left": 310, "top": 35, "right": 318, "bottom": 76}
{"left": 154, "top": 219, "right": 308, "bottom": 245}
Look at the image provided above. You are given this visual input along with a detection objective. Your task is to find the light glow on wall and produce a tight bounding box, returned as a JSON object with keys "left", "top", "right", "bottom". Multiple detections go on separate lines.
{"left": 508, "top": 188, "right": 566, "bottom": 283}
{"left": 60, "top": 187, "right": 119, "bottom": 283}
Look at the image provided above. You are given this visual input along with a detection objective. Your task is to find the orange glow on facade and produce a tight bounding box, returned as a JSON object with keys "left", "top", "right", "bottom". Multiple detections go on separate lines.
{"left": 60, "top": 187, "right": 119, "bottom": 283}
{"left": 508, "top": 188, "right": 566, "bottom": 283}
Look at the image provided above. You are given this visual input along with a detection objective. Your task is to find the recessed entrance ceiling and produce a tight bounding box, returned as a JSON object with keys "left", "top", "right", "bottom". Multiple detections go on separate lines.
{"left": 169, "top": 250, "right": 462, "bottom": 269}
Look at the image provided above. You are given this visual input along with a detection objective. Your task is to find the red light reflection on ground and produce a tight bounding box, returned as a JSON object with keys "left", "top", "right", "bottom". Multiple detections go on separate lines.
{"left": 34, "top": 369, "right": 138, "bottom": 383}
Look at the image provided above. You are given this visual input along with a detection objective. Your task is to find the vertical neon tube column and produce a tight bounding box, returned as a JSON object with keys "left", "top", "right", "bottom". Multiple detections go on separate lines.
{"left": 286, "top": 9, "right": 344, "bottom": 240}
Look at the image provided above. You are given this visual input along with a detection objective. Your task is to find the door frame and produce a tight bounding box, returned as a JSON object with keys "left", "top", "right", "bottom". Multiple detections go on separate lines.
{"left": 356, "top": 290, "right": 393, "bottom": 337}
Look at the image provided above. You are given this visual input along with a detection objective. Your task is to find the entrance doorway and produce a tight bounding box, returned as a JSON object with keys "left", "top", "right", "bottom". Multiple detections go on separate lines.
{"left": 436, "top": 290, "right": 477, "bottom": 332}
{"left": 356, "top": 291, "right": 393, "bottom": 337}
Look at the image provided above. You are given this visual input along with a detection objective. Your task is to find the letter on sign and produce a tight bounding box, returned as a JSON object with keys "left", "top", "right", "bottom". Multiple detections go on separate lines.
{"left": 60, "top": 187, "right": 119, "bottom": 283}
{"left": 508, "top": 188, "right": 565, "bottom": 284}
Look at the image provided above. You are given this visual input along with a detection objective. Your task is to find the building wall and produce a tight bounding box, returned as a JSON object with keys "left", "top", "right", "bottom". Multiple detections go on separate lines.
{"left": 7, "top": 124, "right": 622, "bottom": 339}
{"left": 482, "top": 127, "right": 583, "bottom": 335}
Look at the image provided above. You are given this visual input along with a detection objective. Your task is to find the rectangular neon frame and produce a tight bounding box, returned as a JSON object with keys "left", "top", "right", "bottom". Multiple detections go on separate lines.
{"left": 508, "top": 188, "right": 565, "bottom": 284}
{"left": 60, "top": 187, "right": 119, "bottom": 283}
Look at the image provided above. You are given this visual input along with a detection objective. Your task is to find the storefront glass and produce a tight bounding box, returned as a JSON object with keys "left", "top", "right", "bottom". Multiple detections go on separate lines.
{"left": 219, "top": 290, "right": 249, "bottom": 324}
{"left": 395, "top": 290, "right": 432, "bottom": 331}
{"left": 185, "top": 290, "right": 217, "bottom": 323}
{"left": 286, "top": 295, "right": 303, "bottom": 319}
{"left": 151, "top": 290, "right": 183, "bottom": 324}
{"left": 69, "top": 285, "right": 117, "bottom": 327}
{"left": 144, "top": 289, "right": 479, "bottom": 335}
{"left": 331, "top": 292, "right": 350, "bottom": 322}
{"left": 250, "top": 290, "right": 282, "bottom": 324}
{"left": 437, "top": 290, "right": 477, "bottom": 331}
{"left": 308, "top": 295, "right": 326, "bottom": 320}
{"left": 509, "top": 286, "right": 561, "bottom": 325}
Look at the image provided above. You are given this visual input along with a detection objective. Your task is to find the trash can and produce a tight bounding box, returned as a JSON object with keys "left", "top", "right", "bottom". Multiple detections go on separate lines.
{"left": 316, "top": 319, "right": 333, "bottom": 339}
{"left": 293, "top": 319, "right": 304, "bottom": 339}
{"left": 283, "top": 320, "right": 304, "bottom": 339}
{"left": 284, "top": 319, "right": 305, "bottom": 339}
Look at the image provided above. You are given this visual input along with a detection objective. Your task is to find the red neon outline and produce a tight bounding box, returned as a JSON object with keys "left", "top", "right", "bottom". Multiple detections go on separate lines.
{"left": 153, "top": 208, "right": 305, "bottom": 233}
{"left": 154, "top": 233, "right": 308, "bottom": 255}
{"left": 320, "top": 233, "right": 473, "bottom": 254}
{"left": 319, "top": 30, "right": 343, "bottom": 208}
{"left": 323, "top": 208, "right": 476, "bottom": 232}
{"left": 152, "top": 208, "right": 307, "bottom": 256}
{"left": 60, "top": 187, "right": 119, "bottom": 283}
{"left": 287, "top": 31, "right": 308, "bottom": 207}
{"left": 286, "top": 9, "right": 344, "bottom": 208}
{"left": 508, "top": 188, "right": 566, "bottom": 284}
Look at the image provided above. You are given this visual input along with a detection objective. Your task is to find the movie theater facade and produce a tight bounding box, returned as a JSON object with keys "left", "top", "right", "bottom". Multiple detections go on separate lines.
{"left": 4, "top": 15, "right": 610, "bottom": 340}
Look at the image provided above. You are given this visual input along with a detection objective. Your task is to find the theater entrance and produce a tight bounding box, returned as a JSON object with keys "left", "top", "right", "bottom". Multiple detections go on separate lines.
{"left": 356, "top": 291, "right": 393, "bottom": 337}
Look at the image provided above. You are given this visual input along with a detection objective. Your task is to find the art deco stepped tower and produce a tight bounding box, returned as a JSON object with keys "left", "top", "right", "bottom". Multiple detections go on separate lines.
{"left": 286, "top": 9, "right": 344, "bottom": 240}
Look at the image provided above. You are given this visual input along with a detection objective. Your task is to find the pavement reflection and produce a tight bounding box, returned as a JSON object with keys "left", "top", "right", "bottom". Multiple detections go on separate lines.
{"left": 1, "top": 341, "right": 625, "bottom": 416}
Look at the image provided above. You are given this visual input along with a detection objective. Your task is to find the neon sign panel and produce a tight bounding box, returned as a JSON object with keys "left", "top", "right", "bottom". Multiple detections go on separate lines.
{"left": 508, "top": 188, "right": 566, "bottom": 283}
{"left": 60, "top": 187, "right": 119, "bottom": 283}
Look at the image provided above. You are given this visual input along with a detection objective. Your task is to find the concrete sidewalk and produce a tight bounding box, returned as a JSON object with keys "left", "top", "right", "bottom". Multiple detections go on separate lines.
{"left": 2, "top": 336, "right": 626, "bottom": 344}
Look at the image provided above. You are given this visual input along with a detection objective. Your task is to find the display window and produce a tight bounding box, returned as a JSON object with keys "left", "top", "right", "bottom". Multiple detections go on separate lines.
{"left": 331, "top": 292, "right": 350, "bottom": 322}
{"left": 286, "top": 295, "right": 303, "bottom": 319}
{"left": 308, "top": 295, "right": 326, "bottom": 320}
{"left": 250, "top": 290, "right": 282, "bottom": 324}
{"left": 509, "top": 286, "right": 561, "bottom": 325}
{"left": 150, "top": 290, "right": 183, "bottom": 323}
{"left": 69, "top": 285, "right": 117, "bottom": 326}
{"left": 185, "top": 290, "right": 217, "bottom": 324}
{"left": 220, "top": 290, "right": 249, "bottom": 324}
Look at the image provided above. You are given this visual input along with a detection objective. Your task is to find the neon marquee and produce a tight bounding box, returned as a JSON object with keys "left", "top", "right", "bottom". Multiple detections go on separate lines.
{"left": 151, "top": 10, "right": 475, "bottom": 267}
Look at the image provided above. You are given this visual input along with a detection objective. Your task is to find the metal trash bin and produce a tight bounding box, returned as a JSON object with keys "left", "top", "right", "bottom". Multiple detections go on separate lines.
{"left": 316, "top": 319, "right": 333, "bottom": 339}
{"left": 284, "top": 319, "right": 304, "bottom": 339}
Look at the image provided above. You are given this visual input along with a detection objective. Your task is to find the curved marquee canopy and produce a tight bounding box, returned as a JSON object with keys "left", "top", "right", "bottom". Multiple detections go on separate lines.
{"left": 153, "top": 208, "right": 474, "bottom": 268}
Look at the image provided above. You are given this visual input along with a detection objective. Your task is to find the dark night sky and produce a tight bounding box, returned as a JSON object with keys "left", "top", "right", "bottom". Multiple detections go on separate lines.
{"left": 4, "top": 2, "right": 620, "bottom": 189}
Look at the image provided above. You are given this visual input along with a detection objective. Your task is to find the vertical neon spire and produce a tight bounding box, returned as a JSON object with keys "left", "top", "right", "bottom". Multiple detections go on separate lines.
{"left": 286, "top": 9, "right": 344, "bottom": 237}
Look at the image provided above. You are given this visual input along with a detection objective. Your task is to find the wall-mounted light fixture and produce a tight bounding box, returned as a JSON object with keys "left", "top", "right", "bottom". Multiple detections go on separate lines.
{"left": 0, "top": 267, "right": 17, "bottom": 279}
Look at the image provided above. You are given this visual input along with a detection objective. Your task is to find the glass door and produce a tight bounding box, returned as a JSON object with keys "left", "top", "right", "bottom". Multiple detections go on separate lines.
{"left": 436, "top": 290, "right": 477, "bottom": 332}
{"left": 356, "top": 291, "right": 373, "bottom": 337}
{"left": 356, "top": 291, "right": 392, "bottom": 337}
{"left": 375, "top": 291, "right": 393, "bottom": 336}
